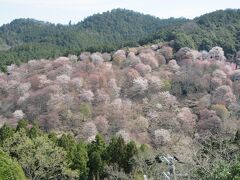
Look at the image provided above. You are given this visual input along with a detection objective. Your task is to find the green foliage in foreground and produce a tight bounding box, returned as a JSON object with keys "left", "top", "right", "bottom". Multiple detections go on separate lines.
{"left": 0, "top": 120, "right": 140, "bottom": 179}
{"left": 1, "top": 119, "right": 240, "bottom": 179}
{"left": 191, "top": 133, "right": 240, "bottom": 180}
{"left": 0, "top": 150, "right": 26, "bottom": 180}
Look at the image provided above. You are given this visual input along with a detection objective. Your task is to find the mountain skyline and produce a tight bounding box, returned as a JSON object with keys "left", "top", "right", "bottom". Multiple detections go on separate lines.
{"left": 1, "top": 0, "right": 240, "bottom": 26}
{"left": 0, "top": 8, "right": 240, "bottom": 72}
{"left": 1, "top": 1, "right": 240, "bottom": 179}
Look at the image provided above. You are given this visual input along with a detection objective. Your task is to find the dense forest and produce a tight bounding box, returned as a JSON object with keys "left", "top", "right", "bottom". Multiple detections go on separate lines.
{"left": 0, "top": 120, "right": 140, "bottom": 179}
{"left": 1, "top": 120, "right": 240, "bottom": 179}
{"left": 1, "top": 8, "right": 240, "bottom": 179}
{"left": 0, "top": 9, "right": 187, "bottom": 71}
{"left": 0, "top": 9, "right": 240, "bottom": 72}
{"left": 141, "top": 9, "right": 240, "bottom": 57}
{"left": 0, "top": 42, "right": 240, "bottom": 178}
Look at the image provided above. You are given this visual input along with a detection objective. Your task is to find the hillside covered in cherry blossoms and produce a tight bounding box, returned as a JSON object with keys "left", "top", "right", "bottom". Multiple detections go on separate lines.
{"left": 1, "top": 43, "right": 240, "bottom": 157}
{"left": 1, "top": 7, "right": 240, "bottom": 180}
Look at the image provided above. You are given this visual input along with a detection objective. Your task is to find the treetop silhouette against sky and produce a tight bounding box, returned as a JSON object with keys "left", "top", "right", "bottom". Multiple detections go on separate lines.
{"left": 0, "top": 0, "right": 240, "bottom": 25}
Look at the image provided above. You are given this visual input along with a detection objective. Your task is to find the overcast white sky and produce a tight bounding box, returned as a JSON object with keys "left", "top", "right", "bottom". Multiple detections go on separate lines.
{"left": 0, "top": 0, "right": 240, "bottom": 25}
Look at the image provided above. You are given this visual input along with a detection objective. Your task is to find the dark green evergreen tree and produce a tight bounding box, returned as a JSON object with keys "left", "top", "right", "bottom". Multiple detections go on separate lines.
{"left": 27, "top": 121, "right": 41, "bottom": 139}
{"left": 124, "top": 141, "right": 138, "bottom": 173}
{"left": 0, "top": 124, "right": 14, "bottom": 145}
{"left": 87, "top": 134, "right": 106, "bottom": 180}
{"left": 71, "top": 141, "right": 89, "bottom": 180}
{"left": 16, "top": 119, "right": 28, "bottom": 132}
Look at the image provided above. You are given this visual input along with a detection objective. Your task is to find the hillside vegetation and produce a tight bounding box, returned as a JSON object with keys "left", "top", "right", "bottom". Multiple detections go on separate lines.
{"left": 0, "top": 43, "right": 240, "bottom": 179}
{"left": 141, "top": 9, "right": 240, "bottom": 56}
{"left": 0, "top": 9, "right": 240, "bottom": 72}
{"left": 0, "top": 9, "right": 187, "bottom": 71}
{"left": 0, "top": 150, "right": 26, "bottom": 180}
{"left": 0, "top": 8, "right": 240, "bottom": 179}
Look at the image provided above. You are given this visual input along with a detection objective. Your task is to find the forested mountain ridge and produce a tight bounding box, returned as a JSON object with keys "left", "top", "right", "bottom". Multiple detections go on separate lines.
{"left": 0, "top": 9, "right": 187, "bottom": 71}
{"left": 0, "top": 9, "right": 187, "bottom": 49}
{"left": 1, "top": 9, "right": 240, "bottom": 72}
{"left": 77, "top": 9, "right": 187, "bottom": 44}
{"left": 141, "top": 9, "right": 240, "bottom": 56}
{"left": 1, "top": 8, "right": 240, "bottom": 180}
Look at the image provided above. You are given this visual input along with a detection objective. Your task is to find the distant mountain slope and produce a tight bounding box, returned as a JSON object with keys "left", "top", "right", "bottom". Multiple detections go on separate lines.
{"left": 1, "top": 9, "right": 240, "bottom": 71}
{"left": 77, "top": 9, "right": 187, "bottom": 45}
{"left": 0, "top": 18, "right": 103, "bottom": 50}
{"left": 141, "top": 9, "right": 240, "bottom": 56}
{"left": 0, "top": 9, "right": 187, "bottom": 49}
{"left": 0, "top": 9, "right": 187, "bottom": 71}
